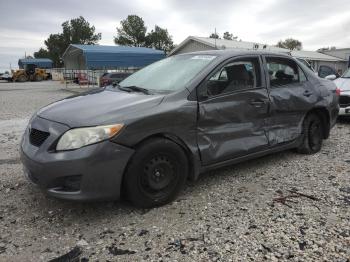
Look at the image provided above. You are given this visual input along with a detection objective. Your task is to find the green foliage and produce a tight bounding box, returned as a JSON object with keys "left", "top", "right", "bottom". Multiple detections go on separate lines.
{"left": 35, "top": 16, "right": 101, "bottom": 67}
{"left": 114, "top": 15, "right": 174, "bottom": 53}
{"left": 209, "top": 33, "right": 220, "bottom": 39}
{"left": 114, "top": 15, "right": 147, "bottom": 47}
{"left": 223, "top": 32, "right": 233, "bottom": 40}
{"left": 277, "top": 38, "right": 302, "bottom": 50}
{"left": 146, "top": 25, "right": 174, "bottom": 54}
{"left": 223, "top": 32, "right": 238, "bottom": 41}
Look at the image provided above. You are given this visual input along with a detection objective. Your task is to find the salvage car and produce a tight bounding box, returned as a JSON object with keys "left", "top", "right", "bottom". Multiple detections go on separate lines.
{"left": 20, "top": 50, "right": 339, "bottom": 208}
{"left": 334, "top": 68, "right": 350, "bottom": 116}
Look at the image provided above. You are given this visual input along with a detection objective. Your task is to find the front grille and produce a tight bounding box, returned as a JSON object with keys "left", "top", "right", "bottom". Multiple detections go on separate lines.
{"left": 339, "top": 95, "right": 350, "bottom": 108}
{"left": 29, "top": 128, "right": 50, "bottom": 147}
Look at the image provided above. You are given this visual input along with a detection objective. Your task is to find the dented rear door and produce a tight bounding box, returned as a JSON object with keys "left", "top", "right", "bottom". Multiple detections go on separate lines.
{"left": 263, "top": 56, "right": 317, "bottom": 145}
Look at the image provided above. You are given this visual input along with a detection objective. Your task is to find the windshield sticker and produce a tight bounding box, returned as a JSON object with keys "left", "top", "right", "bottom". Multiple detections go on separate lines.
{"left": 191, "top": 55, "right": 216, "bottom": 61}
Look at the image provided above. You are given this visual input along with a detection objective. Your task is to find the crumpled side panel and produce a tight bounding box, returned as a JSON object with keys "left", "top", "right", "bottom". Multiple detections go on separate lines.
{"left": 197, "top": 89, "right": 270, "bottom": 164}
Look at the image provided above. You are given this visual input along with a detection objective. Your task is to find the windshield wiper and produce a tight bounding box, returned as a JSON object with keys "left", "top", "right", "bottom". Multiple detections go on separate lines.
{"left": 117, "top": 85, "right": 151, "bottom": 95}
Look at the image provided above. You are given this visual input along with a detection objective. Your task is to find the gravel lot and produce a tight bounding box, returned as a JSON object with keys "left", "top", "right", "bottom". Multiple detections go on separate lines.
{"left": 0, "top": 81, "right": 349, "bottom": 261}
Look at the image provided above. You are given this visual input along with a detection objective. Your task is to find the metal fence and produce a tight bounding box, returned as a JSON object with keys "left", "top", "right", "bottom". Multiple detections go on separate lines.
{"left": 48, "top": 68, "right": 139, "bottom": 89}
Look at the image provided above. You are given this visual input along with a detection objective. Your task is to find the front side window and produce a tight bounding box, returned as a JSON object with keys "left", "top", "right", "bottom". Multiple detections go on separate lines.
{"left": 266, "top": 57, "right": 299, "bottom": 87}
{"left": 119, "top": 54, "right": 216, "bottom": 93}
{"left": 205, "top": 58, "right": 261, "bottom": 96}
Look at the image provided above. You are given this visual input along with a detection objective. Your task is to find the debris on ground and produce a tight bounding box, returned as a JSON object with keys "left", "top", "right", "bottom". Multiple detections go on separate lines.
{"left": 48, "top": 246, "right": 82, "bottom": 262}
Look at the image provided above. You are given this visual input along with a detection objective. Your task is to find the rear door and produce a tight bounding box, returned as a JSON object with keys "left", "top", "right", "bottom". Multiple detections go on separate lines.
{"left": 263, "top": 56, "right": 317, "bottom": 145}
{"left": 197, "top": 56, "right": 270, "bottom": 165}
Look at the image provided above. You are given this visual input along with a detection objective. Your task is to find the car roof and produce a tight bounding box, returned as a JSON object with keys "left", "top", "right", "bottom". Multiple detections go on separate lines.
{"left": 177, "top": 49, "right": 293, "bottom": 60}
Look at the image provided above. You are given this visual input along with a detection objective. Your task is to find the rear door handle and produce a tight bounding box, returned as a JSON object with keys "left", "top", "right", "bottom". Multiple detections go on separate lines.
{"left": 303, "top": 90, "right": 313, "bottom": 97}
{"left": 249, "top": 99, "right": 266, "bottom": 107}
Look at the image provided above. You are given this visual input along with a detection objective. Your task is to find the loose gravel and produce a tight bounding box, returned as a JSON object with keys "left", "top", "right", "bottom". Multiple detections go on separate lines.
{"left": 0, "top": 81, "right": 349, "bottom": 261}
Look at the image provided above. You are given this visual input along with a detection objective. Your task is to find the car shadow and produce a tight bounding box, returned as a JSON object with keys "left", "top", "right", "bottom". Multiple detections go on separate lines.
{"left": 337, "top": 116, "right": 350, "bottom": 124}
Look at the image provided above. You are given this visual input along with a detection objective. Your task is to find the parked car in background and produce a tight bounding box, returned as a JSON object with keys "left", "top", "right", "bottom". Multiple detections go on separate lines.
{"left": 100, "top": 72, "right": 132, "bottom": 87}
{"left": 318, "top": 65, "right": 340, "bottom": 79}
{"left": 334, "top": 68, "right": 350, "bottom": 116}
{"left": 20, "top": 50, "right": 339, "bottom": 208}
{"left": 1, "top": 72, "right": 13, "bottom": 81}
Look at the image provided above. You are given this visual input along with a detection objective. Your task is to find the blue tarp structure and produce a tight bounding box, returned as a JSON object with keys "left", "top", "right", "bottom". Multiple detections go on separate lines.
{"left": 18, "top": 58, "right": 53, "bottom": 69}
{"left": 63, "top": 44, "right": 165, "bottom": 70}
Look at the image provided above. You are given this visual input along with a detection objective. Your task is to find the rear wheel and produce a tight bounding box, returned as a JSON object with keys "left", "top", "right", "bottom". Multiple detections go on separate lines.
{"left": 297, "top": 113, "right": 323, "bottom": 154}
{"left": 124, "top": 138, "right": 188, "bottom": 208}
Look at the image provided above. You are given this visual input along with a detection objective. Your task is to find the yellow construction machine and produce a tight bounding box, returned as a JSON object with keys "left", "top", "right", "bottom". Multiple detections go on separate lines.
{"left": 12, "top": 64, "right": 48, "bottom": 82}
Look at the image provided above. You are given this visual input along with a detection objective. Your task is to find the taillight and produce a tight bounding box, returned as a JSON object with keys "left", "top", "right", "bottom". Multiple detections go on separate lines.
{"left": 335, "top": 88, "right": 341, "bottom": 96}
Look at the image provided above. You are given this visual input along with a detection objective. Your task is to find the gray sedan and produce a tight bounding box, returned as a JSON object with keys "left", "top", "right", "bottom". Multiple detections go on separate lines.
{"left": 20, "top": 50, "right": 339, "bottom": 208}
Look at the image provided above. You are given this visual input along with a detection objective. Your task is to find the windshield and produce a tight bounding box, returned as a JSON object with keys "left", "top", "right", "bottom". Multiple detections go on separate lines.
{"left": 119, "top": 54, "right": 217, "bottom": 92}
{"left": 342, "top": 68, "right": 350, "bottom": 78}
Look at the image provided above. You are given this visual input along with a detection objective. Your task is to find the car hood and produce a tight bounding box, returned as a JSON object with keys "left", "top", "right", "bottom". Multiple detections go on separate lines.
{"left": 334, "top": 77, "right": 350, "bottom": 91}
{"left": 37, "top": 89, "right": 165, "bottom": 127}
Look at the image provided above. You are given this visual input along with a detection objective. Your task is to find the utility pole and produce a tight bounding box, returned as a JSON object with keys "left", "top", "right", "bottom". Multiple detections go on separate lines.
{"left": 214, "top": 28, "right": 217, "bottom": 48}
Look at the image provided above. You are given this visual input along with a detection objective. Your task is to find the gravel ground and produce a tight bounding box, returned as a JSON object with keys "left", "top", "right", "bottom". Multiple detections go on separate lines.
{"left": 0, "top": 81, "right": 349, "bottom": 262}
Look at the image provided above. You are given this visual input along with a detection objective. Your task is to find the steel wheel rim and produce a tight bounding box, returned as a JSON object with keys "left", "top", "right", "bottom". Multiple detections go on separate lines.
{"left": 139, "top": 154, "right": 179, "bottom": 199}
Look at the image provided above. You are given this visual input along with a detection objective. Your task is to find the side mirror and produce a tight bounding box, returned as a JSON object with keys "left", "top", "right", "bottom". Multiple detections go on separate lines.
{"left": 325, "top": 74, "right": 337, "bottom": 80}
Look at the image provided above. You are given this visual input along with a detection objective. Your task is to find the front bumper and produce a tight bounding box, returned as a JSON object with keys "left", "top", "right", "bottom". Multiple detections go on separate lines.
{"left": 20, "top": 116, "right": 134, "bottom": 201}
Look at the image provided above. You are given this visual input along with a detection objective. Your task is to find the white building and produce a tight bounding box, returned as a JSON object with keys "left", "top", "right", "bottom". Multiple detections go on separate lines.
{"left": 170, "top": 36, "right": 348, "bottom": 74}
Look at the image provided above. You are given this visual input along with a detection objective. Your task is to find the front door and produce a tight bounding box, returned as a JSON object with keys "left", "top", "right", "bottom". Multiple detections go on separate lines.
{"left": 197, "top": 56, "right": 270, "bottom": 165}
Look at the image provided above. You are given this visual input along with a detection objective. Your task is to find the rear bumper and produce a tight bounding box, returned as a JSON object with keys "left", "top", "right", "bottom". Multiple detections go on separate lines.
{"left": 20, "top": 116, "right": 134, "bottom": 201}
{"left": 339, "top": 107, "right": 350, "bottom": 116}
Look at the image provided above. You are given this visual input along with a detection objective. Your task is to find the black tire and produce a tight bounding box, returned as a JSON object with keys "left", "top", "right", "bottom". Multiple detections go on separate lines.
{"left": 297, "top": 113, "right": 324, "bottom": 154}
{"left": 124, "top": 138, "right": 189, "bottom": 208}
{"left": 35, "top": 74, "right": 43, "bottom": 81}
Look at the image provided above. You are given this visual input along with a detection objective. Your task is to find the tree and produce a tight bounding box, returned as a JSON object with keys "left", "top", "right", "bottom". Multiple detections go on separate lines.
{"left": 61, "top": 16, "right": 101, "bottom": 45}
{"left": 223, "top": 32, "right": 233, "bottom": 40}
{"left": 35, "top": 16, "right": 101, "bottom": 67}
{"left": 223, "top": 32, "right": 238, "bottom": 41}
{"left": 146, "top": 25, "right": 174, "bottom": 53}
{"left": 277, "top": 38, "right": 302, "bottom": 50}
{"left": 209, "top": 33, "right": 220, "bottom": 39}
{"left": 114, "top": 15, "right": 147, "bottom": 47}
{"left": 34, "top": 48, "right": 50, "bottom": 59}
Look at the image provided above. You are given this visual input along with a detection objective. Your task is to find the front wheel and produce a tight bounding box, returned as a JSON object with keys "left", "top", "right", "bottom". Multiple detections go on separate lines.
{"left": 17, "top": 75, "right": 27, "bottom": 82}
{"left": 297, "top": 113, "right": 324, "bottom": 154}
{"left": 35, "top": 74, "right": 43, "bottom": 81}
{"left": 124, "top": 138, "right": 189, "bottom": 208}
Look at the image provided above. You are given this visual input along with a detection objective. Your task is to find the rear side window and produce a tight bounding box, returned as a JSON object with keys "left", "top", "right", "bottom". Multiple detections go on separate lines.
{"left": 318, "top": 65, "right": 336, "bottom": 78}
{"left": 266, "top": 57, "right": 300, "bottom": 87}
{"left": 206, "top": 57, "right": 261, "bottom": 96}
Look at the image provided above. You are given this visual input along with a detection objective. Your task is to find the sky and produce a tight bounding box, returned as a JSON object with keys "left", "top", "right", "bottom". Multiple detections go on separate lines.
{"left": 1, "top": 0, "right": 349, "bottom": 72}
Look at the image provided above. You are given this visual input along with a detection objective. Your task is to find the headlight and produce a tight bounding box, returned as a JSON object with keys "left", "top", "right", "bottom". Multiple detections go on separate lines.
{"left": 56, "top": 124, "right": 124, "bottom": 151}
